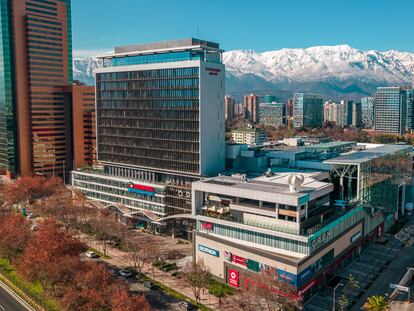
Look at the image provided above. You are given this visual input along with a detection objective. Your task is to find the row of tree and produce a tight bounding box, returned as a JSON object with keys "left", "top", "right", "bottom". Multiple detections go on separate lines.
{"left": 0, "top": 177, "right": 151, "bottom": 311}
{"left": 0, "top": 215, "right": 151, "bottom": 311}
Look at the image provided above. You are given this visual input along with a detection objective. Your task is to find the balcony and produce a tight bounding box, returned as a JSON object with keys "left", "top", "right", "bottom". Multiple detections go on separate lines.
{"left": 200, "top": 205, "right": 301, "bottom": 235}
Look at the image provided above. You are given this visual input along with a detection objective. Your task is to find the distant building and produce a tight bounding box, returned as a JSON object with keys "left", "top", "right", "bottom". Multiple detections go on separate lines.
{"left": 292, "top": 93, "right": 324, "bottom": 128}
{"left": 71, "top": 82, "right": 96, "bottom": 168}
{"left": 361, "top": 97, "right": 374, "bottom": 129}
{"left": 231, "top": 128, "right": 267, "bottom": 145}
{"left": 263, "top": 95, "right": 279, "bottom": 103}
{"left": 374, "top": 87, "right": 407, "bottom": 134}
{"left": 287, "top": 98, "right": 294, "bottom": 117}
{"left": 341, "top": 100, "right": 354, "bottom": 125}
{"left": 233, "top": 103, "right": 244, "bottom": 118}
{"left": 352, "top": 102, "right": 362, "bottom": 127}
{"left": 402, "top": 86, "right": 414, "bottom": 133}
{"left": 324, "top": 101, "right": 346, "bottom": 127}
{"left": 244, "top": 94, "right": 259, "bottom": 122}
{"left": 224, "top": 96, "right": 235, "bottom": 121}
{"left": 259, "top": 102, "right": 286, "bottom": 126}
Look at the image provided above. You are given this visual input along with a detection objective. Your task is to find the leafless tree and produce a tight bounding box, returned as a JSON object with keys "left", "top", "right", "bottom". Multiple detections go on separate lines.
{"left": 182, "top": 259, "right": 210, "bottom": 304}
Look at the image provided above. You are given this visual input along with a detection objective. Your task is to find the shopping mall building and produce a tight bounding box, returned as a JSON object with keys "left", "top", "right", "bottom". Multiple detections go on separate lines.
{"left": 192, "top": 143, "right": 412, "bottom": 301}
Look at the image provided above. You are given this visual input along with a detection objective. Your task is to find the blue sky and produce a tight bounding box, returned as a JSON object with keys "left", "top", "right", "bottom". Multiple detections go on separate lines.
{"left": 72, "top": 0, "right": 414, "bottom": 57}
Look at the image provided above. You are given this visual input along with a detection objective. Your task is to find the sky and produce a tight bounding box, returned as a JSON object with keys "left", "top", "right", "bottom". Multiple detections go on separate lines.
{"left": 72, "top": 0, "right": 414, "bottom": 58}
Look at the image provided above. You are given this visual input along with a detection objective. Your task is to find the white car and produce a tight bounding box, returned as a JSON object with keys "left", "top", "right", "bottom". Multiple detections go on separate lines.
{"left": 85, "top": 250, "right": 98, "bottom": 258}
{"left": 119, "top": 270, "right": 133, "bottom": 278}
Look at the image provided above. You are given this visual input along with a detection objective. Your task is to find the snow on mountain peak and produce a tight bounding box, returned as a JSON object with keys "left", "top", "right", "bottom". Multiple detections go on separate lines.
{"left": 73, "top": 45, "right": 414, "bottom": 99}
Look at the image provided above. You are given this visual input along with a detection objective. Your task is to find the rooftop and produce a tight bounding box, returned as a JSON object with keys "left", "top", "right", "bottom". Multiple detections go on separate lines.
{"left": 200, "top": 171, "right": 331, "bottom": 198}
{"left": 99, "top": 38, "right": 222, "bottom": 59}
{"left": 324, "top": 143, "right": 411, "bottom": 165}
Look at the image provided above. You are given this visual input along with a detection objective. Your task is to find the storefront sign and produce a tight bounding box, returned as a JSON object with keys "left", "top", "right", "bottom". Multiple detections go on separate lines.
{"left": 297, "top": 266, "right": 313, "bottom": 286}
{"left": 232, "top": 254, "right": 247, "bottom": 266}
{"left": 310, "top": 230, "right": 331, "bottom": 249}
{"left": 127, "top": 182, "right": 155, "bottom": 196}
{"left": 198, "top": 245, "right": 219, "bottom": 257}
{"left": 228, "top": 269, "right": 239, "bottom": 287}
{"left": 351, "top": 231, "right": 362, "bottom": 243}
{"left": 224, "top": 250, "right": 232, "bottom": 262}
{"left": 277, "top": 269, "right": 298, "bottom": 287}
{"left": 201, "top": 222, "right": 213, "bottom": 231}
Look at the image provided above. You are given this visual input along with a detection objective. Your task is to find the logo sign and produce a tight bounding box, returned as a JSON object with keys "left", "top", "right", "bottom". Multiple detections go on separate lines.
{"left": 232, "top": 254, "right": 247, "bottom": 266}
{"left": 201, "top": 222, "right": 213, "bottom": 231}
{"left": 228, "top": 269, "right": 239, "bottom": 288}
{"left": 127, "top": 182, "right": 155, "bottom": 196}
{"left": 198, "top": 245, "right": 219, "bottom": 257}
{"left": 351, "top": 231, "right": 362, "bottom": 243}
{"left": 205, "top": 67, "right": 221, "bottom": 76}
{"left": 224, "top": 251, "right": 232, "bottom": 262}
{"left": 311, "top": 231, "right": 331, "bottom": 249}
{"left": 390, "top": 284, "right": 410, "bottom": 292}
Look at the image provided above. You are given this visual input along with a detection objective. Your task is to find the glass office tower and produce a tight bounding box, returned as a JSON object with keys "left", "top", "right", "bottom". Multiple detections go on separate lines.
{"left": 374, "top": 87, "right": 407, "bottom": 134}
{"left": 292, "top": 93, "right": 324, "bottom": 128}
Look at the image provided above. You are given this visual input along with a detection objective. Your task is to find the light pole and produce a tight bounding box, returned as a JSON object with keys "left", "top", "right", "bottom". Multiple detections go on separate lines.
{"left": 332, "top": 282, "right": 344, "bottom": 311}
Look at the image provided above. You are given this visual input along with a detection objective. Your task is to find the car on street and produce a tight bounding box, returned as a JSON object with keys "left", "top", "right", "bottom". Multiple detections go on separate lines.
{"left": 119, "top": 270, "right": 133, "bottom": 278}
{"left": 143, "top": 281, "right": 157, "bottom": 290}
{"left": 179, "top": 301, "right": 196, "bottom": 310}
{"left": 85, "top": 250, "right": 98, "bottom": 258}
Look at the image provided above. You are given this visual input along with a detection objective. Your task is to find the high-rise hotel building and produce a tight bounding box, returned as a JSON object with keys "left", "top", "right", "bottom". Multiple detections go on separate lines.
{"left": 71, "top": 39, "right": 225, "bottom": 234}
{"left": 0, "top": 0, "right": 72, "bottom": 177}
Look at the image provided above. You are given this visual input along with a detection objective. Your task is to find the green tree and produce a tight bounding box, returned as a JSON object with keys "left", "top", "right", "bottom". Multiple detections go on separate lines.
{"left": 363, "top": 295, "right": 390, "bottom": 311}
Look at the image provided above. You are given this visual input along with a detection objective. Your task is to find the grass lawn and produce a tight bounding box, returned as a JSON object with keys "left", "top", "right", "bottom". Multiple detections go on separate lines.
{"left": 0, "top": 258, "right": 60, "bottom": 311}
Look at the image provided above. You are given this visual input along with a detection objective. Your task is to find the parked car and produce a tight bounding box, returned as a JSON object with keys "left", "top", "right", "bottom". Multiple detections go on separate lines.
{"left": 85, "top": 250, "right": 98, "bottom": 258}
{"left": 27, "top": 212, "right": 38, "bottom": 219}
{"left": 119, "top": 270, "right": 133, "bottom": 278}
{"left": 179, "top": 301, "right": 196, "bottom": 310}
{"left": 143, "top": 282, "right": 157, "bottom": 290}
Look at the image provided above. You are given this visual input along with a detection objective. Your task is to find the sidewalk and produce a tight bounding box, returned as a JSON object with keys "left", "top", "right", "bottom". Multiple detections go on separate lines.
{"left": 78, "top": 233, "right": 221, "bottom": 310}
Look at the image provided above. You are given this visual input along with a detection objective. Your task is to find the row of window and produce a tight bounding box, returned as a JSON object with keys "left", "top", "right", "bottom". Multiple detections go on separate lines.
{"left": 98, "top": 89, "right": 199, "bottom": 100}
{"left": 98, "top": 127, "right": 199, "bottom": 144}
{"left": 97, "top": 67, "right": 199, "bottom": 81}
{"left": 97, "top": 122, "right": 199, "bottom": 135}
{"left": 98, "top": 100, "right": 198, "bottom": 110}
{"left": 99, "top": 153, "right": 200, "bottom": 174}
{"left": 98, "top": 78, "right": 199, "bottom": 91}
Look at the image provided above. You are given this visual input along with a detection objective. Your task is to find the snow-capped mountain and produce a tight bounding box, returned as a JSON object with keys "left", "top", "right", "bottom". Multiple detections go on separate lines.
{"left": 73, "top": 45, "right": 414, "bottom": 100}
{"left": 73, "top": 57, "right": 101, "bottom": 86}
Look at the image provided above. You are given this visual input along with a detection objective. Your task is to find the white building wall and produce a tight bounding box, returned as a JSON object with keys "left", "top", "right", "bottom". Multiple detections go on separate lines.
{"left": 199, "top": 62, "right": 225, "bottom": 176}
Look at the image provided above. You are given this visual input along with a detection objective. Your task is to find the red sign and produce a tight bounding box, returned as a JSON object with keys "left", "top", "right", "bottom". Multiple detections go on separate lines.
{"left": 228, "top": 269, "right": 239, "bottom": 288}
{"left": 127, "top": 183, "right": 155, "bottom": 192}
{"left": 201, "top": 222, "right": 213, "bottom": 231}
{"left": 232, "top": 254, "right": 247, "bottom": 266}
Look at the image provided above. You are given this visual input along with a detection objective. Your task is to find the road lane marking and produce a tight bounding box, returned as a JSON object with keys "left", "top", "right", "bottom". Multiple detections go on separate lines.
{"left": 0, "top": 304, "right": 5, "bottom": 311}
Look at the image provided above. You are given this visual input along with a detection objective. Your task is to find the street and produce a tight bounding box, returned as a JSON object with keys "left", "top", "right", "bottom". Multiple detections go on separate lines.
{"left": 0, "top": 283, "right": 29, "bottom": 311}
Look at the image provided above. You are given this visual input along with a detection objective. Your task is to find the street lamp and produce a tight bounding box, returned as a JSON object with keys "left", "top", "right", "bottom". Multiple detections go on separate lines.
{"left": 332, "top": 282, "right": 344, "bottom": 311}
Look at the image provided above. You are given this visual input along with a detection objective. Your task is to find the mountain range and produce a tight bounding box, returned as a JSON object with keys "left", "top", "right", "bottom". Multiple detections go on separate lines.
{"left": 73, "top": 45, "right": 414, "bottom": 101}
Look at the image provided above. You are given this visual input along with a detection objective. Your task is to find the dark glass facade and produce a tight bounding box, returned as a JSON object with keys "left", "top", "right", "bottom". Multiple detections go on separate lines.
{"left": 0, "top": 0, "right": 16, "bottom": 174}
{"left": 96, "top": 67, "right": 201, "bottom": 174}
